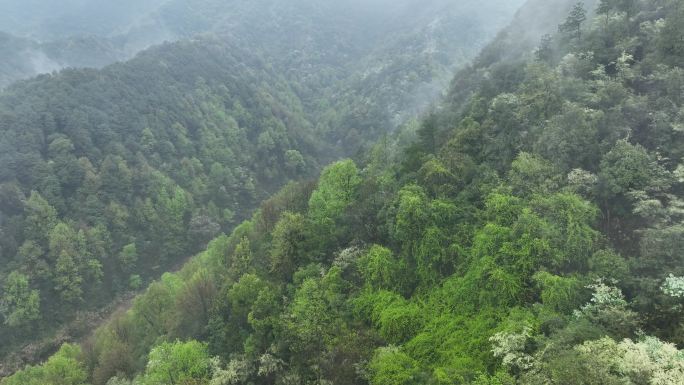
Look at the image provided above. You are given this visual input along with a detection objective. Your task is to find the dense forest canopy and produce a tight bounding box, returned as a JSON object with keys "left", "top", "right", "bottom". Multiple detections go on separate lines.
{"left": 2, "top": 0, "right": 684, "bottom": 384}
{"left": 0, "top": 0, "right": 525, "bottom": 374}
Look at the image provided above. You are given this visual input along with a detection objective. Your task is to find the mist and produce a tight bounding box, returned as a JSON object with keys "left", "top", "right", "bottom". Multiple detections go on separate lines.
{"left": 3, "top": 1, "right": 681, "bottom": 384}
{"left": 0, "top": 0, "right": 648, "bottom": 378}
{"left": 0, "top": 0, "right": 525, "bottom": 88}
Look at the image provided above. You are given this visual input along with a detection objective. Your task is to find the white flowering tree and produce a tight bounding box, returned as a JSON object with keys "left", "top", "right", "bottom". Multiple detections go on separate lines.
{"left": 490, "top": 326, "right": 534, "bottom": 373}
{"left": 577, "top": 336, "right": 684, "bottom": 385}
{"left": 662, "top": 274, "right": 684, "bottom": 299}
{"left": 574, "top": 279, "right": 639, "bottom": 337}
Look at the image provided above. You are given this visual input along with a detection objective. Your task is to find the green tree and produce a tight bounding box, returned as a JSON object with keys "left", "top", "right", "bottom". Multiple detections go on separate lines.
{"left": 54, "top": 252, "right": 84, "bottom": 303}
{"left": 508, "top": 153, "right": 558, "bottom": 196}
{"left": 0, "top": 271, "right": 41, "bottom": 327}
{"left": 658, "top": 2, "right": 684, "bottom": 66}
{"left": 155, "top": 185, "right": 192, "bottom": 260}
{"left": 227, "top": 237, "right": 253, "bottom": 281}
{"left": 141, "top": 340, "right": 211, "bottom": 385}
{"left": 118, "top": 243, "right": 138, "bottom": 272}
{"left": 358, "top": 245, "right": 403, "bottom": 291}
{"left": 308, "top": 159, "right": 361, "bottom": 232}
{"left": 559, "top": 2, "right": 587, "bottom": 41}
{"left": 48, "top": 222, "right": 82, "bottom": 262}
{"left": 285, "top": 149, "right": 306, "bottom": 174}
{"left": 270, "top": 212, "right": 306, "bottom": 279}
{"left": 131, "top": 273, "right": 183, "bottom": 336}
{"left": 368, "top": 346, "right": 421, "bottom": 385}
{"left": 228, "top": 274, "right": 267, "bottom": 327}
{"left": 597, "top": 0, "right": 636, "bottom": 15}
{"left": 0, "top": 344, "right": 87, "bottom": 385}
{"left": 598, "top": 140, "right": 670, "bottom": 231}
{"left": 23, "top": 191, "right": 58, "bottom": 247}
{"left": 393, "top": 185, "right": 430, "bottom": 255}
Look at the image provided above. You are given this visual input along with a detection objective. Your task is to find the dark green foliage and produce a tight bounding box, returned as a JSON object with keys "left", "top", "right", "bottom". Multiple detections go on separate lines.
{"left": 0, "top": 0, "right": 529, "bottom": 361}
{"left": 4, "top": 0, "right": 684, "bottom": 384}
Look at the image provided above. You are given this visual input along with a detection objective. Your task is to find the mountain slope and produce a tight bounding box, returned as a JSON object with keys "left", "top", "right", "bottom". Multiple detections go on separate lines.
{"left": 6, "top": 0, "right": 684, "bottom": 384}
{"left": 0, "top": 37, "right": 320, "bottom": 359}
{"left": 0, "top": 0, "right": 525, "bottom": 373}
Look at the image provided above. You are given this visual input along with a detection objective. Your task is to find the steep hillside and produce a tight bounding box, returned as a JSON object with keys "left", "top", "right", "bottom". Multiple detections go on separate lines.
{"left": 5, "top": 0, "right": 683, "bottom": 384}
{"left": 0, "top": 37, "right": 320, "bottom": 358}
{"left": 0, "top": 0, "right": 525, "bottom": 371}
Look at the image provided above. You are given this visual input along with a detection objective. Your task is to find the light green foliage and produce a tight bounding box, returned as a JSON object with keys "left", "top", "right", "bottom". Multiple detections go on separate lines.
{"left": 466, "top": 192, "right": 595, "bottom": 306}
{"left": 599, "top": 140, "right": 669, "bottom": 199}
{"left": 530, "top": 193, "right": 599, "bottom": 271}
{"left": 368, "top": 346, "right": 420, "bottom": 385}
{"left": 54, "top": 252, "right": 84, "bottom": 303}
{"left": 0, "top": 271, "right": 40, "bottom": 327}
{"left": 308, "top": 159, "right": 361, "bottom": 221}
{"left": 508, "top": 153, "right": 558, "bottom": 195}
{"left": 48, "top": 222, "right": 102, "bottom": 303}
{"left": 418, "top": 158, "right": 456, "bottom": 197}
{"left": 377, "top": 300, "right": 423, "bottom": 345}
{"left": 534, "top": 271, "right": 584, "bottom": 313}
{"left": 416, "top": 226, "right": 449, "bottom": 287}
{"left": 142, "top": 340, "right": 211, "bottom": 385}
{"left": 1, "top": 344, "right": 87, "bottom": 385}
{"left": 153, "top": 185, "right": 192, "bottom": 259}
{"left": 48, "top": 223, "right": 82, "bottom": 262}
{"left": 130, "top": 273, "right": 183, "bottom": 336}
{"left": 285, "top": 271, "right": 342, "bottom": 355}
{"left": 227, "top": 237, "right": 252, "bottom": 280}
{"left": 357, "top": 289, "right": 424, "bottom": 345}
{"left": 393, "top": 185, "right": 430, "bottom": 252}
{"left": 228, "top": 274, "right": 267, "bottom": 324}
{"left": 119, "top": 243, "right": 138, "bottom": 271}
{"left": 358, "top": 245, "right": 402, "bottom": 291}
{"left": 269, "top": 212, "right": 306, "bottom": 278}
{"left": 472, "top": 371, "right": 516, "bottom": 385}
{"left": 7, "top": 1, "right": 684, "bottom": 384}
{"left": 23, "top": 191, "right": 58, "bottom": 246}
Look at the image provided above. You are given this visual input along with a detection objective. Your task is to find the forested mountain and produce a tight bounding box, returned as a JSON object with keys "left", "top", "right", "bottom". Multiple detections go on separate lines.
{"left": 0, "top": 0, "right": 526, "bottom": 375}
{"left": 4, "top": 0, "right": 684, "bottom": 384}
{"left": 0, "top": 37, "right": 323, "bottom": 359}
{"left": 0, "top": 0, "right": 522, "bottom": 90}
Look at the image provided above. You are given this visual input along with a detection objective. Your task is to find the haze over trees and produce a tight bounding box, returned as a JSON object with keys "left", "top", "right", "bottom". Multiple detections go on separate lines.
{"left": 0, "top": 0, "right": 525, "bottom": 372}
{"left": 0, "top": 0, "right": 522, "bottom": 88}
{"left": 1, "top": 0, "right": 684, "bottom": 384}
